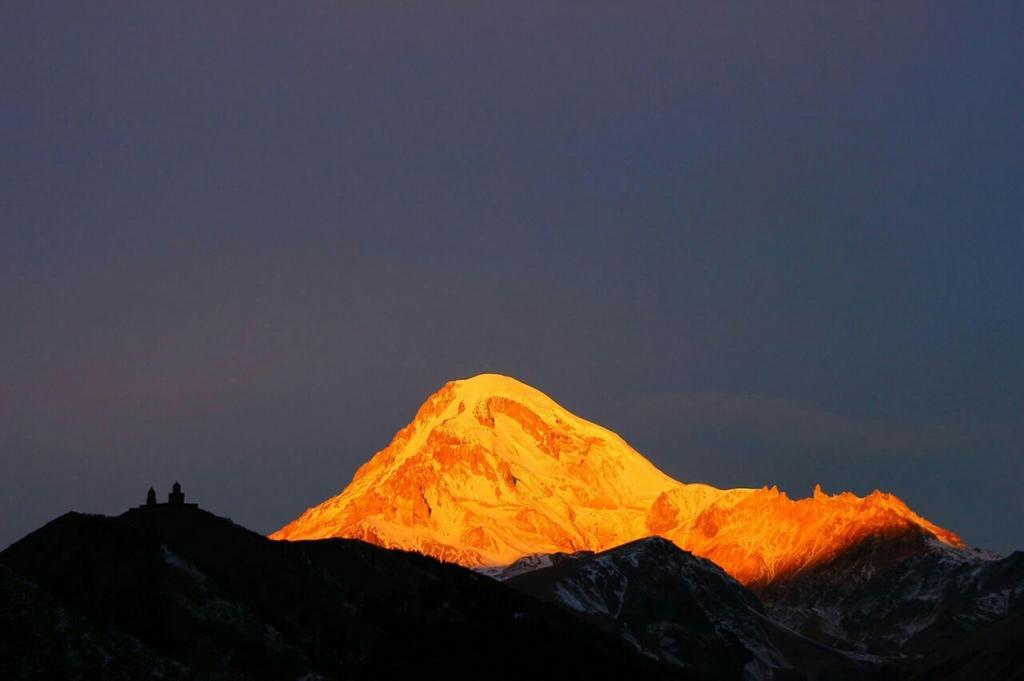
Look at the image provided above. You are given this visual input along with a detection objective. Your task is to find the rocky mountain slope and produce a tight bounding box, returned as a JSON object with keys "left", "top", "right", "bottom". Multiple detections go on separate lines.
{"left": 1, "top": 505, "right": 677, "bottom": 680}
{"left": 494, "top": 530, "right": 1024, "bottom": 680}
{"left": 0, "top": 562, "right": 196, "bottom": 680}
{"left": 506, "top": 537, "right": 893, "bottom": 681}
{"left": 3, "top": 502, "right": 1020, "bottom": 680}
{"left": 758, "top": 527, "right": 1024, "bottom": 661}
{"left": 908, "top": 612, "right": 1024, "bottom": 680}
{"left": 273, "top": 373, "right": 963, "bottom": 587}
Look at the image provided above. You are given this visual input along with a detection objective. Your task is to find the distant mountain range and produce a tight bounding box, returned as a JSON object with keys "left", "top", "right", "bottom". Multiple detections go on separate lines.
{"left": 2, "top": 374, "right": 1021, "bottom": 679}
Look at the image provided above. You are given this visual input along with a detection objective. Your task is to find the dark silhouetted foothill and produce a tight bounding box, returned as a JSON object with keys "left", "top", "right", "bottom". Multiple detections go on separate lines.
{"left": 1, "top": 506, "right": 676, "bottom": 681}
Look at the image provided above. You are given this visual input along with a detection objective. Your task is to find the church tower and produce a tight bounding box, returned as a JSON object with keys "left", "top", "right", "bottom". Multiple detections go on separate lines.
{"left": 168, "top": 481, "right": 185, "bottom": 505}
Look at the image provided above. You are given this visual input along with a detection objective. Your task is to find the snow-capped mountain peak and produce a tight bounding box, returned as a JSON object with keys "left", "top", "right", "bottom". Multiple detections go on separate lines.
{"left": 271, "top": 374, "right": 964, "bottom": 587}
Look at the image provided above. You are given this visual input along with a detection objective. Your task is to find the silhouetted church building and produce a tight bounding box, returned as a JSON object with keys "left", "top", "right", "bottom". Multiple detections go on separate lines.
{"left": 140, "top": 482, "right": 198, "bottom": 509}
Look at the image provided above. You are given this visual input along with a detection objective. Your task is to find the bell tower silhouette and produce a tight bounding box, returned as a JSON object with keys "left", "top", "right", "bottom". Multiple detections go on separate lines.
{"left": 168, "top": 481, "right": 185, "bottom": 505}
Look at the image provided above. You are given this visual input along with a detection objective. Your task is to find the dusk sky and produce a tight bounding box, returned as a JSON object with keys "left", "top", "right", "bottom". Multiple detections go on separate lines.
{"left": 2, "top": 3, "right": 1021, "bottom": 553}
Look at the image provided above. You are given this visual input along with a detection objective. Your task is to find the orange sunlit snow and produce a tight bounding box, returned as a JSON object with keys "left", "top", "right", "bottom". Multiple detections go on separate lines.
{"left": 271, "top": 374, "right": 962, "bottom": 586}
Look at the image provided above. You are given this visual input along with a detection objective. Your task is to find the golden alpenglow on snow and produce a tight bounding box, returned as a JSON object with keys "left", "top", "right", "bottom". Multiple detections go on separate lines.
{"left": 271, "top": 374, "right": 962, "bottom": 587}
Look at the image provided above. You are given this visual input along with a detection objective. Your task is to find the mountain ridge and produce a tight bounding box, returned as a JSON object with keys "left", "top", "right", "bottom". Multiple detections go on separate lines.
{"left": 272, "top": 373, "right": 965, "bottom": 586}
{"left": 506, "top": 536, "right": 899, "bottom": 681}
{"left": 2, "top": 505, "right": 677, "bottom": 680}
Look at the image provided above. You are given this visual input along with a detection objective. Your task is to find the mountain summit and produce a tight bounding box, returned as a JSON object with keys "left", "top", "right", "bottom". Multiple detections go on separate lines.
{"left": 271, "top": 374, "right": 963, "bottom": 586}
